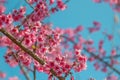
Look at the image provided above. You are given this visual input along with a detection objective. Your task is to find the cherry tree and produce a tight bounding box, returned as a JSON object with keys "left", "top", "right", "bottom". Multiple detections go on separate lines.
{"left": 0, "top": 0, "right": 120, "bottom": 80}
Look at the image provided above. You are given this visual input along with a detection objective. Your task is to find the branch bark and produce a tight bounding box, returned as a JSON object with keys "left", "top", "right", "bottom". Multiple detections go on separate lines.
{"left": 0, "top": 28, "right": 65, "bottom": 80}
{"left": 0, "top": 28, "right": 45, "bottom": 65}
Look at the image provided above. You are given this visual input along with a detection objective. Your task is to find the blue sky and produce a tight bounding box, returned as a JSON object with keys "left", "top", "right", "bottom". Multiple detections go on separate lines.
{"left": 0, "top": 0, "right": 120, "bottom": 80}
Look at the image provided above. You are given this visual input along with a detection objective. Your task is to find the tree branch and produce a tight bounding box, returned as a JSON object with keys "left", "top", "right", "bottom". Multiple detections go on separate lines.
{"left": 0, "top": 28, "right": 65, "bottom": 80}
{"left": 62, "top": 35, "right": 120, "bottom": 75}
{"left": 103, "top": 54, "right": 120, "bottom": 59}
{"left": 0, "top": 28, "right": 45, "bottom": 65}
{"left": 12, "top": 54, "right": 31, "bottom": 80}
{"left": 84, "top": 48, "right": 120, "bottom": 75}
{"left": 19, "top": 63, "right": 31, "bottom": 80}
{"left": 24, "top": 0, "right": 34, "bottom": 9}
{"left": 33, "top": 66, "right": 36, "bottom": 80}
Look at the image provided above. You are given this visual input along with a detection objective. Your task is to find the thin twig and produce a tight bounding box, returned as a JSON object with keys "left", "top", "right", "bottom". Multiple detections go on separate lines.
{"left": 33, "top": 66, "right": 36, "bottom": 80}
{"left": 62, "top": 35, "right": 120, "bottom": 75}
{"left": 19, "top": 63, "right": 31, "bottom": 80}
{"left": 25, "top": 0, "right": 34, "bottom": 9}
{"left": 103, "top": 54, "right": 120, "bottom": 59}
{"left": 84, "top": 48, "right": 120, "bottom": 75}
{"left": 12, "top": 54, "right": 31, "bottom": 80}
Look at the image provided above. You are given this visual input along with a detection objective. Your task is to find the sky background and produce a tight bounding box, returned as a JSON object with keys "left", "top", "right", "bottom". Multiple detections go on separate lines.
{"left": 0, "top": 0, "right": 120, "bottom": 80}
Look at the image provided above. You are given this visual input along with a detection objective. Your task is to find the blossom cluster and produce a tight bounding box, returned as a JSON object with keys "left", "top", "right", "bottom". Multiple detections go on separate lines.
{"left": 93, "top": 0, "right": 120, "bottom": 12}
{"left": 0, "top": 0, "right": 87, "bottom": 80}
{"left": 0, "top": 0, "right": 119, "bottom": 80}
{"left": 62, "top": 20, "right": 119, "bottom": 79}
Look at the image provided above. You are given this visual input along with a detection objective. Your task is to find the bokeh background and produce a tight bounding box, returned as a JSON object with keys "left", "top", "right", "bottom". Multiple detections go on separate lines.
{"left": 0, "top": 0, "right": 120, "bottom": 80}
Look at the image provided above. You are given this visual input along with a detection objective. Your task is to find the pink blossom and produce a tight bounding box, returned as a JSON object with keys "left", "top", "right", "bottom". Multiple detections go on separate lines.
{"left": 74, "top": 25, "right": 84, "bottom": 33}
{"left": 71, "top": 76, "right": 74, "bottom": 80}
{"left": 110, "top": 59, "right": 119, "bottom": 65}
{"left": 93, "top": 21, "right": 101, "bottom": 27}
{"left": 57, "top": 0, "right": 67, "bottom": 10}
{"left": 0, "top": 1, "right": 88, "bottom": 79}
{"left": 88, "top": 57, "right": 95, "bottom": 62}
{"left": 106, "top": 75, "right": 118, "bottom": 80}
{"left": 9, "top": 76, "right": 18, "bottom": 80}
{"left": 93, "top": 0, "right": 101, "bottom": 3}
{"left": 102, "top": 67, "right": 107, "bottom": 72}
{"left": 111, "top": 49, "right": 116, "bottom": 56}
{"left": 0, "top": 72, "right": 6, "bottom": 78}
{"left": 50, "top": 0, "right": 54, "bottom": 5}
{"left": 85, "top": 39, "right": 94, "bottom": 45}
{"left": 89, "top": 21, "right": 101, "bottom": 33}
{"left": 94, "top": 62, "right": 100, "bottom": 70}
{"left": 0, "top": 0, "right": 6, "bottom": 3}
{"left": 87, "top": 47, "right": 96, "bottom": 53}
{"left": 88, "top": 27, "right": 100, "bottom": 33}
{"left": 99, "top": 40, "right": 104, "bottom": 49}
{"left": 0, "top": 5, "right": 5, "bottom": 14}
{"left": 110, "top": 0, "right": 118, "bottom": 4}
{"left": 107, "top": 34, "right": 113, "bottom": 41}
{"left": 19, "top": 6, "right": 26, "bottom": 15}
{"left": 36, "top": 66, "right": 43, "bottom": 72}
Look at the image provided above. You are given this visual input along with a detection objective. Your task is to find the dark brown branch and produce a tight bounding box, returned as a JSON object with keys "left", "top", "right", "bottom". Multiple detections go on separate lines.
{"left": 0, "top": 28, "right": 45, "bottom": 65}
{"left": 50, "top": 69, "right": 65, "bottom": 80}
{"left": 0, "top": 28, "right": 65, "bottom": 80}
{"left": 103, "top": 54, "right": 120, "bottom": 59}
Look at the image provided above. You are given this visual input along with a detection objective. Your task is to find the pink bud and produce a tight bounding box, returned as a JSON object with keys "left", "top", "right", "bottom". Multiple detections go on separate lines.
{"left": 0, "top": 72, "right": 6, "bottom": 78}
{"left": 110, "top": 0, "right": 118, "bottom": 4}
{"left": 50, "top": 0, "right": 54, "bottom": 5}
{"left": 71, "top": 76, "right": 74, "bottom": 80}
{"left": 74, "top": 25, "right": 84, "bottom": 33}
{"left": 93, "top": 21, "right": 101, "bottom": 27}
{"left": 108, "top": 35, "right": 113, "bottom": 41}
{"left": 102, "top": 67, "right": 107, "bottom": 72}
{"left": 0, "top": 5, "right": 5, "bottom": 14}
{"left": 93, "top": 0, "right": 101, "bottom": 3}
{"left": 9, "top": 76, "right": 18, "bottom": 80}
{"left": 111, "top": 49, "right": 116, "bottom": 56}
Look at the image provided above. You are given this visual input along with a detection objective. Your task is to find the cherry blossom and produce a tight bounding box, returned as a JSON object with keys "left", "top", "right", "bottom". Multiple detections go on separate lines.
{"left": 0, "top": 72, "right": 6, "bottom": 78}
{"left": 93, "top": 0, "right": 101, "bottom": 3}
{"left": 9, "top": 76, "right": 19, "bottom": 80}
{"left": 106, "top": 75, "right": 118, "bottom": 80}
{"left": 0, "top": 0, "right": 120, "bottom": 80}
{"left": 0, "top": 5, "right": 5, "bottom": 14}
